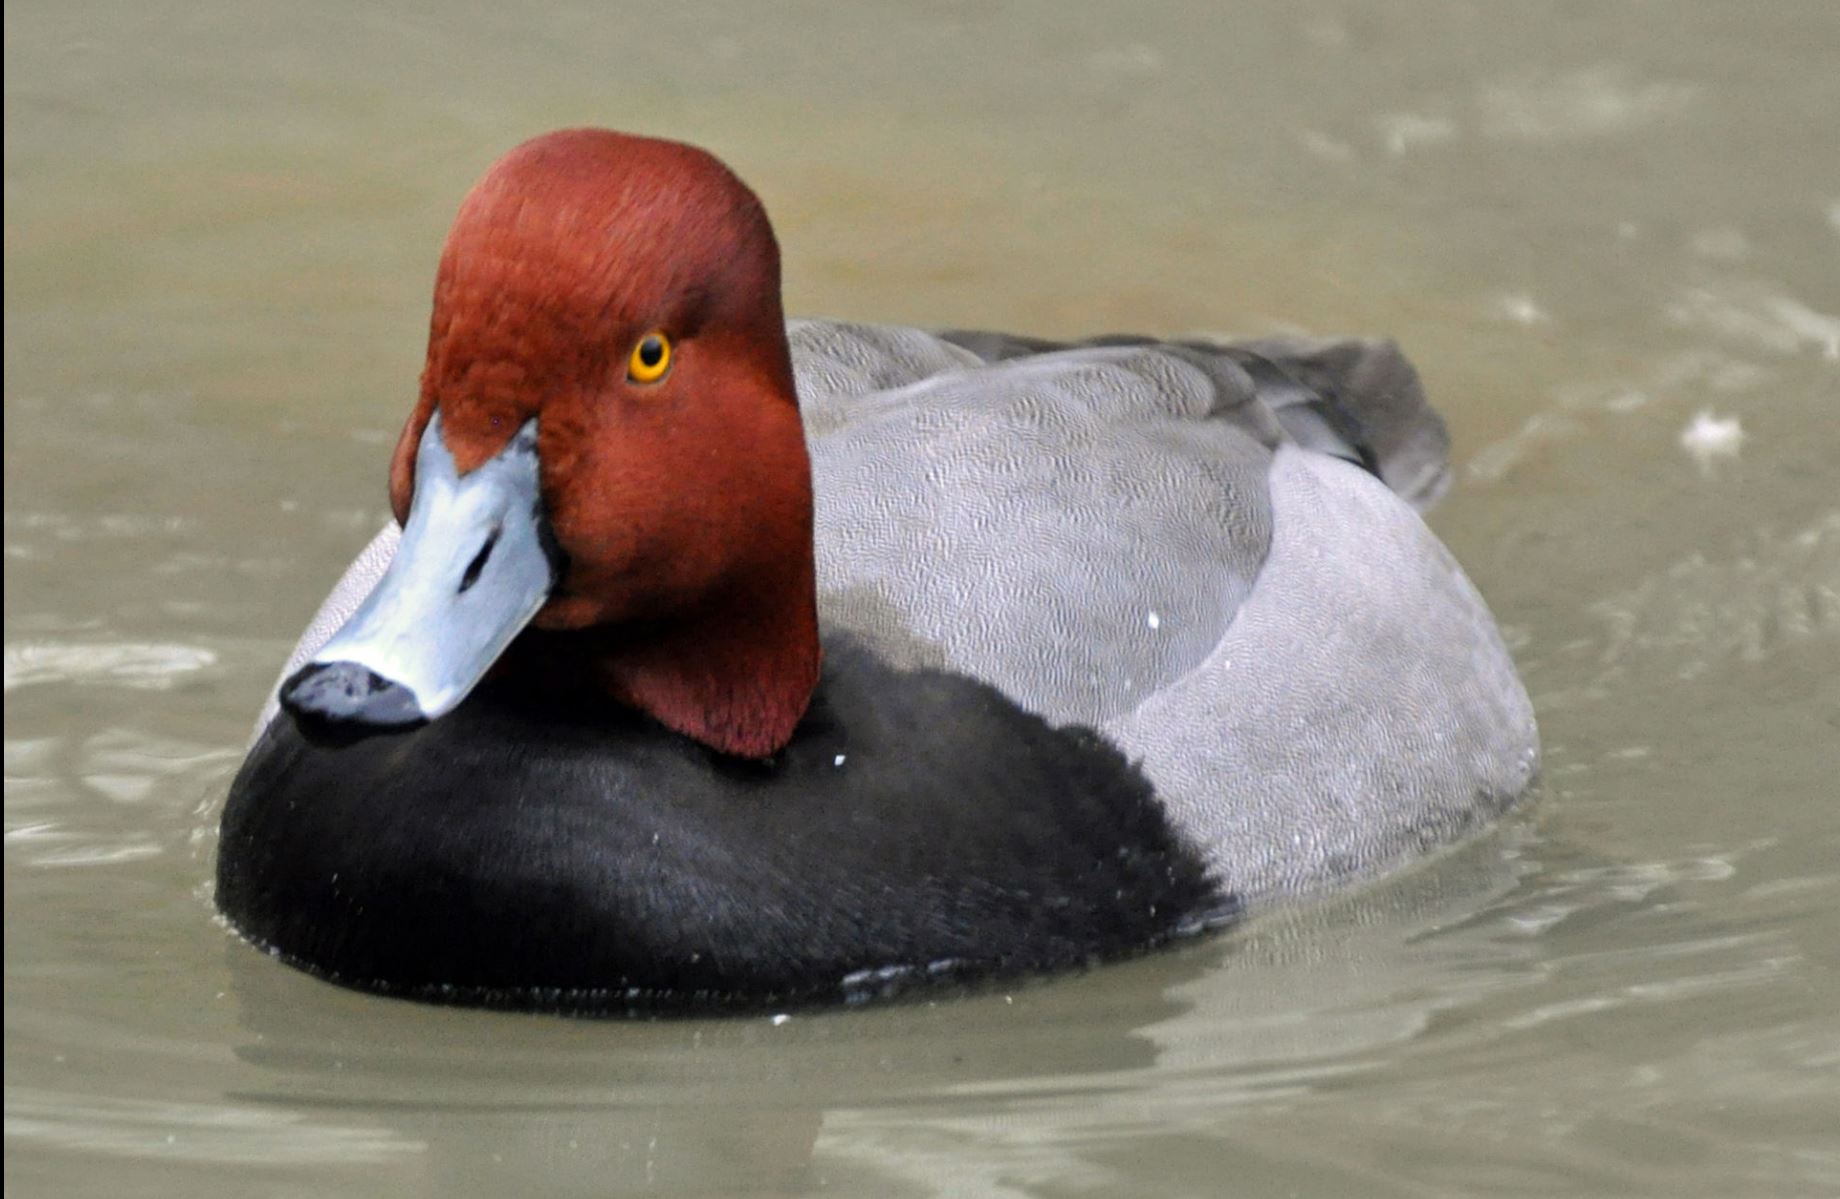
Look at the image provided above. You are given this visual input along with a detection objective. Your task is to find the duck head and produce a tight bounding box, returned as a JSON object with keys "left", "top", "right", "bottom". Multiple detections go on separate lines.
{"left": 281, "top": 129, "right": 820, "bottom": 758}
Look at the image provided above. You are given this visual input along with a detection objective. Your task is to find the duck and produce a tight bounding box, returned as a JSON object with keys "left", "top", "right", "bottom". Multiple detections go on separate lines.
{"left": 215, "top": 128, "right": 1539, "bottom": 1013}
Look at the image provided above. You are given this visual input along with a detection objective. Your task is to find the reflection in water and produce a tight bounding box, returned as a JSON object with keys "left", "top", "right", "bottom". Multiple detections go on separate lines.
{"left": 200, "top": 829, "right": 1670, "bottom": 1196}
{"left": 219, "top": 927, "right": 1207, "bottom": 1196}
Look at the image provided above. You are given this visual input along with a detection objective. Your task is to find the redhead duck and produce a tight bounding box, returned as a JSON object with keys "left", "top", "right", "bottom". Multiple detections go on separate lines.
{"left": 216, "top": 129, "right": 1538, "bottom": 1012}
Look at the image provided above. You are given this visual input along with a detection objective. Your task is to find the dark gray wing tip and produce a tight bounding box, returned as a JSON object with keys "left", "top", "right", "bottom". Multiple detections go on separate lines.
{"left": 1222, "top": 335, "right": 1451, "bottom": 512}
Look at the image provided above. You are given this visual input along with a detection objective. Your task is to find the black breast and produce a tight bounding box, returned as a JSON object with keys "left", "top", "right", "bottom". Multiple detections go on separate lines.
{"left": 215, "top": 635, "right": 1233, "bottom": 1013}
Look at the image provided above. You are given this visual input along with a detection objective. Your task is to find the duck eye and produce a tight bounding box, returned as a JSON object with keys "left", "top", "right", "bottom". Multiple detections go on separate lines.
{"left": 627, "top": 332, "right": 672, "bottom": 384}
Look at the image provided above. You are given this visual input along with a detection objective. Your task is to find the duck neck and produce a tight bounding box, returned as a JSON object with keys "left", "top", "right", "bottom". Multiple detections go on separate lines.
{"left": 598, "top": 349, "right": 821, "bottom": 759}
{"left": 601, "top": 556, "right": 822, "bottom": 759}
{"left": 512, "top": 550, "right": 821, "bottom": 759}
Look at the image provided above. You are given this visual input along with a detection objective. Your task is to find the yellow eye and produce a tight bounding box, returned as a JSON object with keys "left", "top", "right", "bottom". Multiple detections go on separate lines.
{"left": 628, "top": 331, "right": 672, "bottom": 383}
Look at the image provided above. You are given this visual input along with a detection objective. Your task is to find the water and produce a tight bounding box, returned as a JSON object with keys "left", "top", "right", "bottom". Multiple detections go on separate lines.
{"left": 6, "top": 1, "right": 1839, "bottom": 1194}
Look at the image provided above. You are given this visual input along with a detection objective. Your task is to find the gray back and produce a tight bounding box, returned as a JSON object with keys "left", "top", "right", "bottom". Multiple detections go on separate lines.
{"left": 795, "top": 320, "right": 1278, "bottom": 725}
{"left": 794, "top": 321, "right": 1536, "bottom": 902}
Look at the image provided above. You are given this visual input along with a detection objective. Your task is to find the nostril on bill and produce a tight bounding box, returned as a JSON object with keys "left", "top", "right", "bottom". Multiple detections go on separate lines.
{"left": 458, "top": 525, "right": 502, "bottom": 595}
{"left": 281, "top": 661, "right": 427, "bottom": 728}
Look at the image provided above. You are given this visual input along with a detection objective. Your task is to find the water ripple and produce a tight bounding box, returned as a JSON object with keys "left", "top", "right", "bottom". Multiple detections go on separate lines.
{"left": 3, "top": 641, "right": 218, "bottom": 692}
{"left": 4, "top": 1088, "right": 420, "bottom": 1166}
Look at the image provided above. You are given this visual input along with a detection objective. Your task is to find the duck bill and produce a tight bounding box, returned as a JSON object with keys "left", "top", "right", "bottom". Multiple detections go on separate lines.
{"left": 280, "top": 413, "right": 556, "bottom": 728}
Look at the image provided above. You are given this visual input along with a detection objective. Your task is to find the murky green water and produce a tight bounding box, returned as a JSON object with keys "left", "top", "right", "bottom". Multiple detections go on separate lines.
{"left": 7, "top": 2, "right": 1839, "bottom": 1195}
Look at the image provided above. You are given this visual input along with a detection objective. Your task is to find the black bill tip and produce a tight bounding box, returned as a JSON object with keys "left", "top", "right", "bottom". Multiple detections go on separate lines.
{"left": 281, "top": 661, "right": 428, "bottom": 729}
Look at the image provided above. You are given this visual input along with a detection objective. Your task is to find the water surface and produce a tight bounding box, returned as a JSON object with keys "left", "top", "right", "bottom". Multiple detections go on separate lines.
{"left": 6, "top": 2, "right": 1839, "bottom": 1195}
